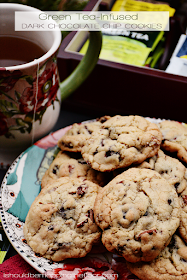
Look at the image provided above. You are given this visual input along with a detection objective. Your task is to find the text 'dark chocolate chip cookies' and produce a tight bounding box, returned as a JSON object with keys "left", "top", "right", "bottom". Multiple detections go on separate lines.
{"left": 126, "top": 234, "right": 187, "bottom": 280}
{"left": 23, "top": 177, "right": 101, "bottom": 262}
{"left": 94, "top": 168, "right": 180, "bottom": 263}
{"left": 81, "top": 115, "right": 162, "bottom": 172}
{"left": 57, "top": 116, "right": 110, "bottom": 152}
{"left": 158, "top": 120, "right": 187, "bottom": 164}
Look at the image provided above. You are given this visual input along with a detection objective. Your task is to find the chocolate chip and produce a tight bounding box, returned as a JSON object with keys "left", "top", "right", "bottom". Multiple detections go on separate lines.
{"left": 117, "top": 244, "right": 125, "bottom": 253}
{"left": 58, "top": 242, "right": 71, "bottom": 248}
{"left": 105, "top": 150, "right": 113, "bottom": 157}
{"left": 174, "top": 182, "right": 180, "bottom": 189}
{"left": 61, "top": 141, "right": 74, "bottom": 148}
{"left": 168, "top": 236, "right": 177, "bottom": 251}
{"left": 48, "top": 225, "right": 54, "bottom": 231}
{"left": 104, "top": 226, "right": 111, "bottom": 231}
{"left": 160, "top": 170, "right": 168, "bottom": 174}
{"left": 97, "top": 116, "right": 110, "bottom": 123}
{"left": 59, "top": 206, "right": 67, "bottom": 218}
{"left": 143, "top": 211, "right": 149, "bottom": 216}
{"left": 78, "top": 158, "right": 87, "bottom": 164}
{"left": 123, "top": 212, "right": 127, "bottom": 219}
{"left": 105, "top": 150, "right": 120, "bottom": 158}
{"left": 35, "top": 253, "right": 41, "bottom": 257}
{"left": 168, "top": 199, "right": 172, "bottom": 205}
{"left": 101, "top": 139, "right": 105, "bottom": 146}
{"left": 93, "top": 149, "right": 98, "bottom": 155}
{"left": 52, "top": 165, "right": 59, "bottom": 175}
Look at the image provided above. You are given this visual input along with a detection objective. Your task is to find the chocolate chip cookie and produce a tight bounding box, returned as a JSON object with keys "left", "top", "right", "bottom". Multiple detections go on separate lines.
{"left": 94, "top": 168, "right": 180, "bottom": 263}
{"left": 58, "top": 116, "right": 110, "bottom": 152}
{"left": 127, "top": 234, "right": 187, "bottom": 280}
{"left": 138, "top": 149, "right": 187, "bottom": 195}
{"left": 24, "top": 177, "right": 101, "bottom": 262}
{"left": 159, "top": 120, "right": 187, "bottom": 164}
{"left": 41, "top": 151, "right": 109, "bottom": 188}
{"left": 81, "top": 115, "right": 162, "bottom": 172}
{"left": 178, "top": 188, "right": 187, "bottom": 243}
{"left": 138, "top": 150, "right": 187, "bottom": 243}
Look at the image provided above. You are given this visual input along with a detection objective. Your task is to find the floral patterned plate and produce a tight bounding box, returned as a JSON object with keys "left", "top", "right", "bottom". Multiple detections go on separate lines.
{"left": 0, "top": 119, "right": 165, "bottom": 279}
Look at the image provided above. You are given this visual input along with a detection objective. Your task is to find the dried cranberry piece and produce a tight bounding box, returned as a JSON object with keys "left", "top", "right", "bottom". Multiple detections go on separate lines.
{"left": 68, "top": 164, "right": 75, "bottom": 173}
{"left": 87, "top": 209, "right": 94, "bottom": 222}
{"left": 77, "top": 185, "right": 88, "bottom": 197}
{"left": 182, "top": 195, "right": 187, "bottom": 205}
{"left": 137, "top": 229, "right": 157, "bottom": 241}
{"left": 77, "top": 218, "right": 88, "bottom": 228}
{"left": 84, "top": 125, "right": 92, "bottom": 134}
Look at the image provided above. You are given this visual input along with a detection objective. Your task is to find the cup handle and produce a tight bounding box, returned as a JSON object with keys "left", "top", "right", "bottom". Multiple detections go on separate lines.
{"left": 60, "top": 31, "right": 102, "bottom": 102}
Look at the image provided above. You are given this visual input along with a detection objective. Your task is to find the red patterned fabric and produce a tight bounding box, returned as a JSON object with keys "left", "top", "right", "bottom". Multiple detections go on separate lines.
{"left": 0, "top": 254, "right": 139, "bottom": 280}
{"left": 0, "top": 254, "right": 42, "bottom": 280}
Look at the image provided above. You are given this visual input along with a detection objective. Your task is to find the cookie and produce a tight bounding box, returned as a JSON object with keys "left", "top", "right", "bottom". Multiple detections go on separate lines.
{"left": 178, "top": 188, "right": 187, "bottom": 243}
{"left": 41, "top": 151, "right": 109, "bottom": 188}
{"left": 126, "top": 234, "right": 187, "bottom": 280}
{"left": 23, "top": 177, "right": 101, "bottom": 262}
{"left": 138, "top": 149, "right": 187, "bottom": 195}
{"left": 82, "top": 115, "right": 162, "bottom": 172}
{"left": 137, "top": 150, "right": 187, "bottom": 243}
{"left": 58, "top": 116, "right": 110, "bottom": 152}
{"left": 158, "top": 120, "right": 187, "bottom": 164}
{"left": 94, "top": 168, "right": 180, "bottom": 263}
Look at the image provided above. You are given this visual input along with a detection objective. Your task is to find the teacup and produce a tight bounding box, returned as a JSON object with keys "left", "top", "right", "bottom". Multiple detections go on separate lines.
{"left": 0, "top": 3, "right": 102, "bottom": 167}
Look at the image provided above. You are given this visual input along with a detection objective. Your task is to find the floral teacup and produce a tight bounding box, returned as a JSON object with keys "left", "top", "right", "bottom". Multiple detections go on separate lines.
{"left": 0, "top": 3, "right": 102, "bottom": 167}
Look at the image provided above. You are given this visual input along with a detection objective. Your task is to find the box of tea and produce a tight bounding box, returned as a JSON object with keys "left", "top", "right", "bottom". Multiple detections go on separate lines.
{"left": 57, "top": 0, "right": 187, "bottom": 122}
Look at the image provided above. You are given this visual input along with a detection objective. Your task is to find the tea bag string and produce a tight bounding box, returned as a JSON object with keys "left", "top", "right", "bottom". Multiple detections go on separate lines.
{"left": 31, "top": 61, "right": 39, "bottom": 145}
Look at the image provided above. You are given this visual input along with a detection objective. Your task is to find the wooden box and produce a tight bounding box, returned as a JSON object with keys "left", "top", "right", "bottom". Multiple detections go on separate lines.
{"left": 57, "top": 0, "right": 187, "bottom": 122}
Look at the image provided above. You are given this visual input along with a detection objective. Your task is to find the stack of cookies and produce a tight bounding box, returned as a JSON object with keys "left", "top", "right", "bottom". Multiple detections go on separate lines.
{"left": 23, "top": 115, "right": 187, "bottom": 280}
